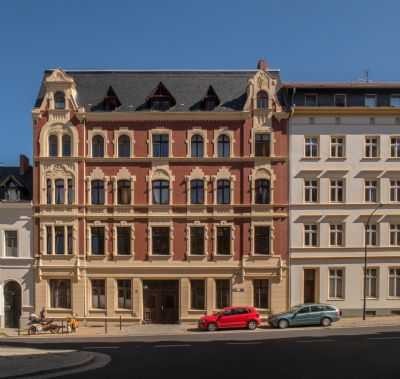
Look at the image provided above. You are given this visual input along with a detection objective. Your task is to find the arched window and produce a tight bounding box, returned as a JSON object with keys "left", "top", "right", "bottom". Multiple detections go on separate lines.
{"left": 92, "top": 135, "right": 104, "bottom": 157}
{"left": 255, "top": 179, "right": 271, "bottom": 204}
{"left": 217, "top": 134, "right": 230, "bottom": 158}
{"left": 191, "top": 134, "right": 204, "bottom": 158}
{"left": 190, "top": 179, "right": 204, "bottom": 204}
{"left": 257, "top": 91, "right": 268, "bottom": 110}
{"left": 49, "top": 135, "right": 58, "bottom": 157}
{"left": 54, "top": 91, "right": 66, "bottom": 110}
{"left": 152, "top": 180, "right": 169, "bottom": 204}
{"left": 117, "top": 180, "right": 131, "bottom": 205}
{"left": 91, "top": 180, "right": 105, "bottom": 204}
{"left": 55, "top": 179, "right": 65, "bottom": 204}
{"left": 118, "top": 135, "right": 130, "bottom": 158}
{"left": 62, "top": 135, "right": 72, "bottom": 157}
{"left": 217, "top": 179, "right": 230, "bottom": 204}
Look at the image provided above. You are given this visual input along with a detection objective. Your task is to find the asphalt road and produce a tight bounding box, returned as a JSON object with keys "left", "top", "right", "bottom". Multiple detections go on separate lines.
{"left": 3, "top": 325, "right": 400, "bottom": 379}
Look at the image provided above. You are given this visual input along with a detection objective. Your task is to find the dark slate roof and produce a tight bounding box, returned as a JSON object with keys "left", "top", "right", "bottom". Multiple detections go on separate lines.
{"left": 0, "top": 166, "right": 33, "bottom": 201}
{"left": 35, "top": 70, "right": 281, "bottom": 112}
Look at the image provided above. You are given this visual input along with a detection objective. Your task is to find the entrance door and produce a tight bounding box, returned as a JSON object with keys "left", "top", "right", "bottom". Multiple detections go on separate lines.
{"left": 143, "top": 281, "right": 179, "bottom": 323}
{"left": 303, "top": 269, "right": 316, "bottom": 303}
{"left": 4, "top": 281, "right": 21, "bottom": 328}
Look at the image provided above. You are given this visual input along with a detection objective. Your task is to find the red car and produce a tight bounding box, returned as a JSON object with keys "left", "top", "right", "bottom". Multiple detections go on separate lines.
{"left": 198, "top": 306, "right": 261, "bottom": 331}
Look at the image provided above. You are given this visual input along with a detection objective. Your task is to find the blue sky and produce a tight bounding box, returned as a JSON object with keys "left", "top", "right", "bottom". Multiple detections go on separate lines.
{"left": 0, "top": 0, "right": 398, "bottom": 164}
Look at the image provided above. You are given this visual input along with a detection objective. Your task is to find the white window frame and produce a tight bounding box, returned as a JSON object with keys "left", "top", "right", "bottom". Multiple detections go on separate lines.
{"left": 365, "top": 268, "right": 378, "bottom": 299}
{"left": 330, "top": 179, "right": 344, "bottom": 203}
{"left": 390, "top": 224, "right": 400, "bottom": 246}
{"left": 329, "top": 224, "right": 344, "bottom": 247}
{"left": 390, "top": 180, "right": 400, "bottom": 202}
{"left": 365, "top": 223, "right": 378, "bottom": 247}
{"left": 186, "top": 222, "right": 208, "bottom": 257}
{"left": 364, "top": 136, "right": 379, "bottom": 158}
{"left": 390, "top": 136, "right": 400, "bottom": 158}
{"left": 213, "top": 222, "right": 235, "bottom": 257}
{"left": 304, "top": 224, "right": 318, "bottom": 247}
{"left": 4, "top": 230, "right": 18, "bottom": 258}
{"left": 389, "top": 268, "right": 400, "bottom": 297}
{"left": 304, "top": 179, "right": 318, "bottom": 203}
{"left": 330, "top": 136, "right": 345, "bottom": 158}
{"left": 328, "top": 268, "right": 345, "bottom": 299}
{"left": 148, "top": 128, "right": 173, "bottom": 158}
{"left": 304, "top": 136, "right": 319, "bottom": 158}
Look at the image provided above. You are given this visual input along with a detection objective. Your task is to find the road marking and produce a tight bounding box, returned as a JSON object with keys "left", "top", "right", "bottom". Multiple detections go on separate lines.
{"left": 154, "top": 344, "right": 191, "bottom": 348}
{"left": 226, "top": 342, "right": 263, "bottom": 345}
{"left": 368, "top": 336, "right": 400, "bottom": 341}
{"left": 296, "top": 339, "right": 335, "bottom": 343}
{"left": 84, "top": 346, "right": 120, "bottom": 349}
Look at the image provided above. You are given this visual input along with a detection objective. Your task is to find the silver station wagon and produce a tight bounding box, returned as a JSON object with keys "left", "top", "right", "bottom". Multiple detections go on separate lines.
{"left": 268, "top": 304, "right": 342, "bottom": 329}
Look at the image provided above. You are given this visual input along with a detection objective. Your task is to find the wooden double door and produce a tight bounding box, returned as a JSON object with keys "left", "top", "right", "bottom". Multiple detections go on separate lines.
{"left": 143, "top": 280, "right": 179, "bottom": 323}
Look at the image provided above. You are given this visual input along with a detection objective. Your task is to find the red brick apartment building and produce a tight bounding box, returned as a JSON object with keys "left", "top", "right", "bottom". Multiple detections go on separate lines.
{"left": 32, "top": 60, "right": 290, "bottom": 323}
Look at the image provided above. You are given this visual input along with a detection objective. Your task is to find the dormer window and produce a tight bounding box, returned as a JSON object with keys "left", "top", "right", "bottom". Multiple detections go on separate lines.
{"left": 202, "top": 86, "right": 220, "bottom": 111}
{"left": 334, "top": 94, "right": 346, "bottom": 107}
{"left": 390, "top": 95, "right": 400, "bottom": 107}
{"left": 103, "top": 86, "right": 121, "bottom": 111}
{"left": 304, "top": 94, "right": 318, "bottom": 106}
{"left": 54, "top": 91, "right": 66, "bottom": 110}
{"left": 147, "top": 82, "right": 176, "bottom": 111}
{"left": 365, "top": 94, "right": 377, "bottom": 107}
{"left": 4, "top": 182, "right": 20, "bottom": 201}
{"left": 257, "top": 91, "right": 269, "bottom": 110}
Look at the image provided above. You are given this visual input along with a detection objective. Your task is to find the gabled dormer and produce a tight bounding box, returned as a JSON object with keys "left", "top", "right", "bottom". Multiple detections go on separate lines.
{"left": 145, "top": 82, "right": 176, "bottom": 111}
{"left": 202, "top": 86, "right": 220, "bottom": 111}
{"left": 0, "top": 176, "right": 24, "bottom": 201}
{"left": 92, "top": 86, "right": 122, "bottom": 112}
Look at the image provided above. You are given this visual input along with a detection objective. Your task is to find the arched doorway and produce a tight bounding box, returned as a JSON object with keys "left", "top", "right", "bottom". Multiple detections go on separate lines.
{"left": 4, "top": 281, "right": 21, "bottom": 328}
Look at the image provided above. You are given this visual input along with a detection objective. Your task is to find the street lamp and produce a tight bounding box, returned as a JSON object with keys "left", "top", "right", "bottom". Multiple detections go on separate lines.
{"left": 363, "top": 202, "right": 383, "bottom": 320}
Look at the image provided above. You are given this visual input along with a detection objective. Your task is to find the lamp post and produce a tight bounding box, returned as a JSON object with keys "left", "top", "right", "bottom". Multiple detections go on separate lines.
{"left": 363, "top": 202, "right": 383, "bottom": 320}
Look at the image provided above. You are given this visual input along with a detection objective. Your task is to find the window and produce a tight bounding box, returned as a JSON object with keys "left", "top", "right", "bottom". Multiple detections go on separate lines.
{"left": 152, "top": 227, "right": 170, "bottom": 255}
{"left": 91, "top": 227, "right": 105, "bottom": 255}
{"left": 91, "top": 280, "right": 106, "bottom": 309}
{"left": 329, "top": 269, "right": 344, "bottom": 299}
{"left": 365, "top": 224, "right": 378, "bottom": 246}
{"left": 253, "top": 279, "right": 269, "bottom": 309}
{"left": 91, "top": 180, "right": 105, "bottom": 205}
{"left": 304, "top": 137, "right": 318, "bottom": 158}
{"left": 117, "top": 280, "right": 132, "bottom": 309}
{"left": 216, "top": 279, "right": 230, "bottom": 308}
{"left": 55, "top": 179, "right": 64, "bottom": 204}
{"left": 255, "top": 179, "right": 270, "bottom": 204}
{"left": 118, "top": 135, "right": 130, "bottom": 158}
{"left": 92, "top": 135, "right": 105, "bottom": 158}
{"left": 389, "top": 268, "right": 400, "bottom": 297}
{"left": 304, "top": 94, "right": 317, "bottom": 106}
{"left": 190, "top": 226, "right": 205, "bottom": 255}
{"left": 117, "top": 227, "right": 131, "bottom": 255}
{"left": 365, "top": 268, "right": 378, "bottom": 298}
{"left": 217, "top": 179, "right": 230, "bottom": 204}
{"left": 64, "top": 179, "right": 73, "bottom": 205}
{"left": 49, "top": 279, "right": 71, "bottom": 309}
{"left": 55, "top": 226, "right": 65, "bottom": 255}
{"left": 62, "top": 135, "right": 71, "bottom": 157}
{"left": 254, "top": 226, "right": 270, "bottom": 255}
{"left": 153, "top": 134, "right": 169, "bottom": 157}
{"left": 390, "top": 180, "right": 400, "bottom": 202}
{"left": 191, "top": 135, "right": 204, "bottom": 158}
{"left": 304, "top": 180, "right": 318, "bottom": 203}
{"left": 334, "top": 94, "right": 346, "bottom": 107}
{"left": 330, "top": 180, "right": 344, "bottom": 202}
{"left": 365, "top": 137, "right": 379, "bottom": 158}
{"left": 190, "top": 180, "right": 204, "bottom": 204}
{"left": 46, "top": 226, "right": 52, "bottom": 254}
{"left": 390, "top": 95, "right": 400, "bottom": 107}
{"left": 254, "top": 133, "right": 271, "bottom": 157}
{"left": 390, "top": 224, "right": 400, "bottom": 246}
{"left": 152, "top": 180, "right": 169, "bottom": 204}
{"left": 191, "top": 280, "right": 205, "bottom": 310}
{"left": 54, "top": 91, "right": 66, "bottom": 110}
{"left": 217, "top": 134, "right": 230, "bottom": 158}
{"left": 304, "top": 224, "right": 318, "bottom": 247}
{"left": 330, "top": 224, "right": 344, "bottom": 246}
{"left": 390, "top": 137, "right": 400, "bottom": 158}
{"left": 67, "top": 226, "right": 73, "bottom": 255}
{"left": 365, "top": 94, "right": 377, "bottom": 107}
{"left": 117, "top": 180, "right": 131, "bottom": 205}
{"left": 4, "top": 182, "right": 20, "bottom": 201}
{"left": 365, "top": 180, "right": 378, "bottom": 202}
{"left": 47, "top": 179, "right": 52, "bottom": 204}
{"left": 256, "top": 91, "right": 268, "bottom": 109}
{"left": 49, "top": 135, "right": 58, "bottom": 157}
{"left": 216, "top": 226, "right": 231, "bottom": 255}
{"left": 4, "top": 231, "right": 17, "bottom": 257}
{"left": 330, "top": 137, "right": 345, "bottom": 158}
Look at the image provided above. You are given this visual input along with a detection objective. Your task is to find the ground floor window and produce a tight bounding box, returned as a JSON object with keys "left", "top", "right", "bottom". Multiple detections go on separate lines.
{"left": 190, "top": 280, "right": 205, "bottom": 310}
{"left": 329, "top": 268, "right": 344, "bottom": 299}
{"left": 91, "top": 279, "right": 106, "bottom": 309}
{"left": 365, "top": 268, "right": 378, "bottom": 298}
{"left": 215, "top": 279, "right": 230, "bottom": 309}
{"left": 389, "top": 268, "right": 400, "bottom": 297}
{"left": 253, "top": 279, "right": 269, "bottom": 309}
{"left": 49, "top": 279, "right": 71, "bottom": 309}
{"left": 117, "top": 279, "right": 132, "bottom": 309}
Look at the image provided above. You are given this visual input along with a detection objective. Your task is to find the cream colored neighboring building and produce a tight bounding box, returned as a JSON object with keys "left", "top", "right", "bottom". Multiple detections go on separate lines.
{"left": 288, "top": 84, "right": 400, "bottom": 316}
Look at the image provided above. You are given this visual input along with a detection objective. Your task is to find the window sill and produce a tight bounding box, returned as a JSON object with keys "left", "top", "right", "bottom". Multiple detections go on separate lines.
{"left": 386, "top": 158, "right": 400, "bottom": 161}
{"left": 114, "top": 254, "right": 134, "bottom": 258}
{"left": 47, "top": 308, "right": 72, "bottom": 312}
{"left": 301, "top": 157, "right": 320, "bottom": 161}
{"left": 149, "top": 255, "right": 172, "bottom": 260}
{"left": 327, "top": 298, "right": 345, "bottom": 301}
{"left": 115, "top": 308, "right": 133, "bottom": 313}
{"left": 361, "top": 157, "right": 381, "bottom": 161}
{"left": 188, "top": 309, "right": 206, "bottom": 314}
{"left": 326, "top": 157, "right": 346, "bottom": 161}
{"left": 89, "top": 308, "right": 106, "bottom": 313}
{"left": 214, "top": 254, "right": 233, "bottom": 259}
{"left": 187, "top": 254, "right": 206, "bottom": 259}
{"left": 249, "top": 254, "right": 273, "bottom": 259}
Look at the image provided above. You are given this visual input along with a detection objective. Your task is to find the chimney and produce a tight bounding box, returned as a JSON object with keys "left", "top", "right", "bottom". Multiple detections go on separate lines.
{"left": 19, "top": 154, "right": 30, "bottom": 175}
{"left": 257, "top": 59, "right": 268, "bottom": 71}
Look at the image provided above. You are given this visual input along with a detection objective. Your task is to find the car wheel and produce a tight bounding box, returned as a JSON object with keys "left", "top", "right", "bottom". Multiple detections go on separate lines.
{"left": 247, "top": 320, "right": 257, "bottom": 330}
{"left": 321, "top": 317, "right": 332, "bottom": 327}
{"left": 278, "top": 319, "right": 289, "bottom": 329}
{"left": 207, "top": 323, "right": 217, "bottom": 332}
